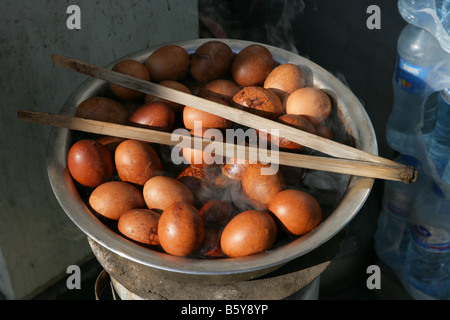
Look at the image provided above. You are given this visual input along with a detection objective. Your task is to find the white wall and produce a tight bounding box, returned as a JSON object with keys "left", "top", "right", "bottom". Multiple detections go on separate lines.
{"left": 0, "top": 0, "right": 198, "bottom": 300}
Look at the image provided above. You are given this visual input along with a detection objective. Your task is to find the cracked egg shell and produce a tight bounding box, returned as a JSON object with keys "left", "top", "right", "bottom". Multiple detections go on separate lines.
{"left": 118, "top": 209, "right": 161, "bottom": 246}
{"left": 232, "top": 86, "right": 282, "bottom": 119}
{"left": 241, "top": 163, "right": 285, "bottom": 210}
{"left": 115, "top": 140, "right": 162, "bottom": 186}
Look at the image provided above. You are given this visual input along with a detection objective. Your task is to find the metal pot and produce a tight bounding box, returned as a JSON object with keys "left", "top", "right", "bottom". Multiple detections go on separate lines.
{"left": 47, "top": 39, "right": 377, "bottom": 284}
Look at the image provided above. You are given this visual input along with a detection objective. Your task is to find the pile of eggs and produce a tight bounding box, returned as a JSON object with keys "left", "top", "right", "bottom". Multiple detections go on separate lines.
{"left": 67, "top": 40, "right": 343, "bottom": 259}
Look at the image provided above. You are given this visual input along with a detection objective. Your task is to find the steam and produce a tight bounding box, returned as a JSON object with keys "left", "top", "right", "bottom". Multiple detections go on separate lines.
{"left": 198, "top": 0, "right": 306, "bottom": 53}
{"left": 257, "top": 0, "right": 305, "bottom": 53}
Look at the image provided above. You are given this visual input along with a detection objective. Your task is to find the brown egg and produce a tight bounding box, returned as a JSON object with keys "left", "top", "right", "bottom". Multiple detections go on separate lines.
{"left": 199, "top": 227, "right": 224, "bottom": 258}
{"left": 231, "top": 44, "right": 274, "bottom": 86}
{"left": 220, "top": 210, "right": 277, "bottom": 258}
{"left": 285, "top": 87, "right": 332, "bottom": 125}
{"left": 158, "top": 201, "right": 204, "bottom": 256}
{"left": 144, "top": 80, "right": 192, "bottom": 112}
{"left": 128, "top": 102, "right": 175, "bottom": 132}
{"left": 182, "top": 128, "right": 224, "bottom": 169}
{"left": 110, "top": 59, "right": 151, "bottom": 100}
{"left": 233, "top": 86, "right": 283, "bottom": 119}
{"left": 190, "top": 41, "right": 234, "bottom": 83}
{"left": 115, "top": 140, "right": 162, "bottom": 185}
{"left": 199, "top": 199, "right": 234, "bottom": 226}
{"left": 67, "top": 139, "right": 114, "bottom": 188}
{"left": 89, "top": 181, "right": 145, "bottom": 220}
{"left": 264, "top": 63, "right": 306, "bottom": 103}
{"left": 241, "top": 163, "right": 285, "bottom": 210}
{"left": 183, "top": 96, "right": 233, "bottom": 130}
{"left": 315, "top": 122, "right": 334, "bottom": 140}
{"left": 258, "top": 114, "right": 316, "bottom": 152}
{"left": 143, "top": 176, "right": 194, "bottom": 212}
{"left": 118, "top": 209, "right": 161, "bottom": 246}
{"left": 75, "top": 97, "right": 129, "bottom": 124}
{"left": 145, "top": 45, "right": 190, "bottom": 82}
{"left": 177, "top": 165, "right": 206, "bottom": 194}
{"left": 197, "top": 79, "right": 241, "bottom": 105}
{"left": 221, "top": 157, "right": 250, "bottom": 181}
{"left": 268, "top": 189, "right": 322, "bottom": 236}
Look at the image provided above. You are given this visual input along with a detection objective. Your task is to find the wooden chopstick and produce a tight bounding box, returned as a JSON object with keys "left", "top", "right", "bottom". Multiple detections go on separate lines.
{"left": 51, "top": 54, "right": 399, "bottom": 167}
{"left": 17, "top": 110, "right": 418, "bottom": 184}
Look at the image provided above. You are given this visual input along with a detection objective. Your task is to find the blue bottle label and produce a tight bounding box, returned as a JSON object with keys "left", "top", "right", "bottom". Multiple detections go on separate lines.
{"left": 386, "top": 194, "right": 413, "bottom": 218}
{"left": 395, "top": 55, "right": 430, "bottom": 94}
{"left": 411, "top": 224, "right": 450, "bottom": 253}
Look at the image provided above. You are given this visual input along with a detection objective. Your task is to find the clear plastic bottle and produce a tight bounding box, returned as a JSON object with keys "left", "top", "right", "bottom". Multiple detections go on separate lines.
{"left": 398, "top": 0, "right": 450, "bottom": 54}
{"left": 402, "top": 179, "right": 450, "bottom": 300}
{"left": 374, "top": 154, "right": 423, "bottom": 273}
{"left": 436, "top": 0, "right": 450, "bottom": 35}
{"left": 428, "top": 88, "right": 450, "bottom": 175}
{"left": 385, "top": 24, "right": 449, "bottom": 156}
{"left": 421, "top": 92, "right": 438, "bottom": 145}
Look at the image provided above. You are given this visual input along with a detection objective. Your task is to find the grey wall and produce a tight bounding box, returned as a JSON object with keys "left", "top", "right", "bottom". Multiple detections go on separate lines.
{"left": 0, "top": 0, "right": 198, "bottom": 300}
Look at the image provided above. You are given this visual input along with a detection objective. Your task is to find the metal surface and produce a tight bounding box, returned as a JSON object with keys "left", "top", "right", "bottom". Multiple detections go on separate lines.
{"left": 88, "top": 230, "right": 343, "bottom": 299}
{"left": 47, "top": 39, "right": 377, "bottom": 284}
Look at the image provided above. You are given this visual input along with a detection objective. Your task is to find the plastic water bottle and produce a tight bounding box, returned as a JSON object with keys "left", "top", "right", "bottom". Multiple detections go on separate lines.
{"left": 421, "top": 92, "right": 438, "bottom": 145}
{"left": 374, "top": 154, "right": 423, "bottom": 273}
{"left": 402, "top": 179, "right": 450, "bottom": 300}
{"left": 385, "top": 24, "right": 448, "bottom": 156}
{"left": 398, "top": 0, "right": 450, "bottom": 54}
{"left": 428, "top": 88, "right": 450, "bottom": 176}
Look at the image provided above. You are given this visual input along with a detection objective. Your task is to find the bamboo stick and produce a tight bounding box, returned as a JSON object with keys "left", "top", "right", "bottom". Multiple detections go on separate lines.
{"left": 17, "top": 110, "right": 418, "bottom": 184}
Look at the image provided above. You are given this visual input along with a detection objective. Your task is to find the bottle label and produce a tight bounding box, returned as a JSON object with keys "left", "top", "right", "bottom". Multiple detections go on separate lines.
{"left": 411, "top": 224, "right": 450, "bottom": 253}
{"left": 386, "top": 193, "right": 413, "bottom": 218}
{"left": 384, "top": 184, "right": 416, "bottom": 218}
{"left": 395, "top": 55, "right": 430, "bottom": 94}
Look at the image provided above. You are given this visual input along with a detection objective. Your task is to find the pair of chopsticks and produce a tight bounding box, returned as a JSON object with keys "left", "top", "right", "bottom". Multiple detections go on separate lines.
{"left": 17, "top": 54, "right": 418, "bottom": 184}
